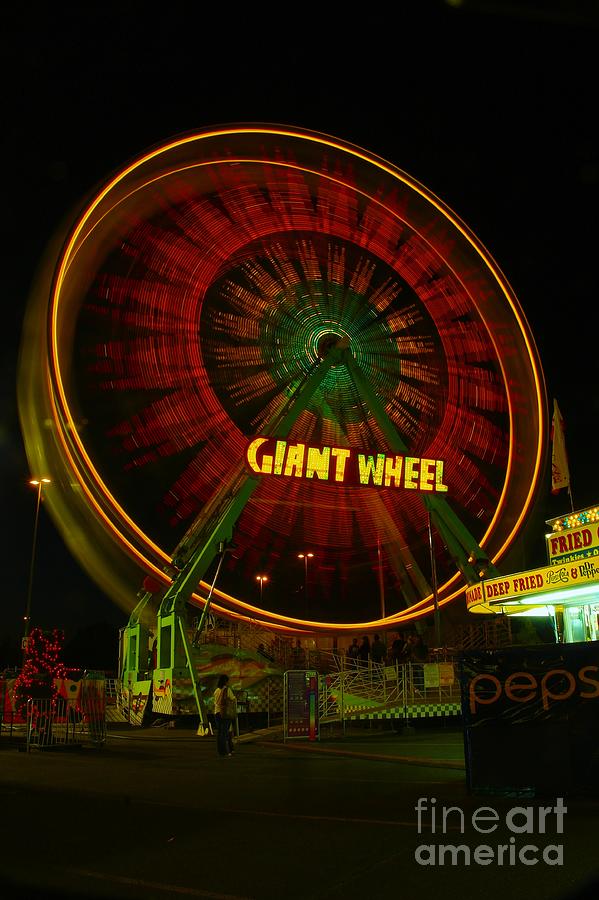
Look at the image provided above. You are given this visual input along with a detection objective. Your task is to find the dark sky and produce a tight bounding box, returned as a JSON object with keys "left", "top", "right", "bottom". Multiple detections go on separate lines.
{"left": 2, "top": 1, "right": 598, "bottom": 645}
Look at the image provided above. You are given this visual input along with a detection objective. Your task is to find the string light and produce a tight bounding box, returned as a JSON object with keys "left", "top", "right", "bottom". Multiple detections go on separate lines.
{"left": 549, "top": 506, "right": 599, "bottom": 532}
{"left": 14, "top": 627, "right": 67, "bottom": 717}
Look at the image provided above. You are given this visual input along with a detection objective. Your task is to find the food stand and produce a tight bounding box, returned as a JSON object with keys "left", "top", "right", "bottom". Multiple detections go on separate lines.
{"left": 466, "top": 504, "right": 599, "bottom": 643}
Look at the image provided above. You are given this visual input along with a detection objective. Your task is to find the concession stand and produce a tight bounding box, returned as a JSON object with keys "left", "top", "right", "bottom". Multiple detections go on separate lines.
{"left": 466, "top": 504, "right": 599, "bottom": 643}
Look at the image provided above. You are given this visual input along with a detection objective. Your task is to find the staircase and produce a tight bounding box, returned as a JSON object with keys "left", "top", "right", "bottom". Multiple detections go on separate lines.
{"left": 449, "top": 617, "right": 513, "bottom": 651}
{"left": 318, "top": 659, "right": 461, "bottom": 725}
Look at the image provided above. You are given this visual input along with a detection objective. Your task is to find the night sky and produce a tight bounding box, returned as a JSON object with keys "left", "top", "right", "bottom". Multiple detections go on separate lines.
{"left": 2, "top": 2, "right": 597, "bottom": 650}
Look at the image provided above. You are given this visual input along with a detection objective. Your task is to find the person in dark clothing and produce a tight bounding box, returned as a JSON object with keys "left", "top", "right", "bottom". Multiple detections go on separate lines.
{"left": 391, "top": 631, "right": 407, "bottom": 664}
{"left": 370, "top": 633, "right": 386, "bottom": 665}
{"left": 358, "top": 635, "right": 370, "bottom": 663}
{"left": 213, "top": 674, "right": 236, "bottom": 757}
{"left": 292, "top": 638, "right": 306, "bottom": 667}
{"left": 346, "top": 638, "right": 360, "bottom": 667}
{"left": 408, "top": 633, "right": 428, "bottom": 662}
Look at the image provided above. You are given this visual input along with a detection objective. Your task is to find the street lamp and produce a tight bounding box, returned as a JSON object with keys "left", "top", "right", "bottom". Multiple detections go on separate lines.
{"left": 427, "top": 510, "right": 442, "bottom": 648}
{"left": 24, "top": 478, "right": 51, "bottom": 643}
{"left": 297, "top": 552, "right": 314, "bottom": 599}
{"left": 256, "top": 574, "right": 268, "bottom": 603}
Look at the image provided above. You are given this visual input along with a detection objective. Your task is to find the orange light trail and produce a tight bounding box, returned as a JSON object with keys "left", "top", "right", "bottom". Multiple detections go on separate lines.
{"left": 44, "top": 126, "right": 546, "bottom": 630}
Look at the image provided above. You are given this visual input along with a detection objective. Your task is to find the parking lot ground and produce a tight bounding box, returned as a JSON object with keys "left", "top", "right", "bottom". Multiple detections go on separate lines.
{"left": 1, "top": 724, "right": 598, "bottom": 900}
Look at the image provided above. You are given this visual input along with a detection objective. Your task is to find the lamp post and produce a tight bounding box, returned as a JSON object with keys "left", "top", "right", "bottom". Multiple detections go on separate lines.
{"left": 427, "top": 510, "right": 442, "bottom": 648}
{"left": 297, "top": 552, "right": 314, "bottom": 600}
{"left": 24, "top": 478, "right": 51, "bottom": 643}
{"left": 377, "top": 536, "right": 386, "bottom": 620}
{"left": 256, "top": 574, "right": 268, "bottom": 603}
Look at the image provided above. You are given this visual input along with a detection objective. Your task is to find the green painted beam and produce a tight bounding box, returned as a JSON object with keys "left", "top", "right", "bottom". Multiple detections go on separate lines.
{"left": 344, "top": 350, "right": 499, "bottom": 585}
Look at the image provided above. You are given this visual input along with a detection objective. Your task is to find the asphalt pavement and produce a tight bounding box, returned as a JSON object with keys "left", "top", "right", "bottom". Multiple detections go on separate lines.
{"left": 1, "top": 723, "right": 598, "bottom": 900}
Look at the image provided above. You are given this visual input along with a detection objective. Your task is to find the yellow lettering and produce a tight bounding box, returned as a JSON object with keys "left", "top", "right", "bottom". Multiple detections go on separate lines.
{"left": 404, "top": 457, "right": 420, "bottom": 489}
{"left": 246, "top": 437, "right": 269, "bottom": 474}
{"left": 419, "top": 458, "right": 435, "bottom": 491}
{"left": 435, "top": 460, "right": 448, "bottom": 492}
{"left": 358, "top": 453, "right": 385, "bottom": 486}
{"left": 306, "top": 446, "right": 331, "bottom": 480}
{"left": 274, "top": 440, "right": 287, "bottom": 475}
{"left": 331, "top": 447, "right": 351, "bottom": 482}
{"left": 248, "top": 435, "right": 449, "bottom": 496}
{"left": 283, "top": 443, "right": 305, "bottom": 477}
{"left": 383, "top": 455, "right": 403, "bottom": 487}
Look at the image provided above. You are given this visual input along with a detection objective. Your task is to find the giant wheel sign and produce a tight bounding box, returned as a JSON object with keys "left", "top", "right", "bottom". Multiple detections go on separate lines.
{"left": 19, "top": 125, "right": 547, "bottom": 632}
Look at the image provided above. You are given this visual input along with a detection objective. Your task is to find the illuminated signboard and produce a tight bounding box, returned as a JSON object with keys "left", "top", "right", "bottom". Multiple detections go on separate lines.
{"left": 245, "top": 437, "right": 448, "bottom": 493}
{"left": 466, "top": 559, "right": 599, "bottom": 610}
{"left": 284, "top": 670, "right": 319, "bottom": 740}
{"left": 545, "top": 522, "right": 599, "bottom": 566}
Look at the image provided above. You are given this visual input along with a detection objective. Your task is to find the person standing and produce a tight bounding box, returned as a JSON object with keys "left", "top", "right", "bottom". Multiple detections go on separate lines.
{"left": 391, "top": 631, "right": 407, "bottom": 664}
{"left": 292, "top": 638, "right": 306, "bottom": 667}
{"left": 358, "top": 635, "right": 370, "bottom": 664}
{"left": 346, "top": 638, "right": 360, "bottom": 667}
{"left": 370, "top": 633, "right": 386, "bottom": 666}
{"left": 213, "top": 674, "right": 237, "bottom": 757}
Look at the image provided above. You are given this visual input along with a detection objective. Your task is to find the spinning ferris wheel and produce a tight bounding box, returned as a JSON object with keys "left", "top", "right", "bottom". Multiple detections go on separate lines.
{"left": 19, "top": 125, "right": 547, "bottom": 634}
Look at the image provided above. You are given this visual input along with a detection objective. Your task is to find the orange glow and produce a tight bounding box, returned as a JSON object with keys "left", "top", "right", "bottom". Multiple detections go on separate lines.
{"left": 40, "top": 125, "right": 545, "bottom": 631}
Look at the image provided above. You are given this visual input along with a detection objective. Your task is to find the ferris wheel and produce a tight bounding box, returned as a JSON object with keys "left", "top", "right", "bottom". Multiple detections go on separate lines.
{"left": 19, "top": 125, "right": 547, "bottom": 634}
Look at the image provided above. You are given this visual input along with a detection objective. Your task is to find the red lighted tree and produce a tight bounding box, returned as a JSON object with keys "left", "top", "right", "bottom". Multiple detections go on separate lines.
{"left": 14, "top": 627, "right": 67, "bottom": 717}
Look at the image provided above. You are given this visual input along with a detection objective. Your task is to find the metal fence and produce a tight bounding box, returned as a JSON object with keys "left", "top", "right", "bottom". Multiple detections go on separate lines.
{"left": 105, "top": 678, "right": 149, "bottom": 725}
{"left": 1, "top": 676, "right": 106, "bottom": 750}
{"left": 319, "top": 659, "right": 461, "bottom": 725}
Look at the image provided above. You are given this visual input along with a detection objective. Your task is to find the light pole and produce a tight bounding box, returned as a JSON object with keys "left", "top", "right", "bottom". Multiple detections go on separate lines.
{"left": 427, "top": 510, "right": 442, "bottom": 648}
{"left": 298, "top": 552, "right": 314, "bottom": 600}
{"left": 256, "top": 574, "right": 268, "bottom": 603}
{"left": 24, "top": 478, "right": 51, "bottom": 643}
{"left": 377, "top": 536, "right": 386, "bottom": 619}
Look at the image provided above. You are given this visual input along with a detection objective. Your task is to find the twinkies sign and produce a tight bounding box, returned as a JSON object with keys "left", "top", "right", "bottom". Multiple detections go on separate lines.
{"left": 245, "top": 436, "right": 448, "bottom": 493}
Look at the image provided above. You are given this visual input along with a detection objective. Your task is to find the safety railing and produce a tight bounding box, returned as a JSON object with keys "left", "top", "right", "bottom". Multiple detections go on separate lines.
{"left": 26, "top": 698, "right": 77, "bottom": 750}
{"left": 190, "top": 619, "right": 329, "bottom": 672}
{"left": 107, "top": 678, "right": 150, "bottom": 725}
{"left": 448, "top": 617, "right": 513, "bottom": 651}
{"left": 332, "top": 659, "right": 403, "bottom": 702}
{"left": 27, "top": 681, "right": 106, "bottom": 751}
{"left": 18, "top": 679, "right": 106, "bottom": 751}
{"left": 403, "top": 661, "right": 461, "bottom": 704}
{"left": 318, "top": 659, "right": 460, "bottom": 724}
{"left": 1, "top": 675, "right": 107, "bottom": 747}
{"left": 26, "top": 685, "right": 106, "bottom": 751}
